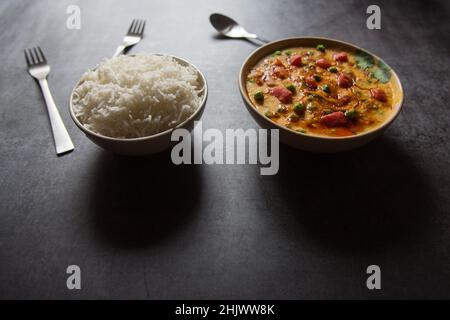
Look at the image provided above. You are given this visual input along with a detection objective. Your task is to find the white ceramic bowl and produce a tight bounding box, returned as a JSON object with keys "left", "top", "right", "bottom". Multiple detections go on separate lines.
{"left": 70, "top": 54, "right": 208, "bottom": 156}
{"left": 239, "top": 37, "right": 404, "bottom": 152}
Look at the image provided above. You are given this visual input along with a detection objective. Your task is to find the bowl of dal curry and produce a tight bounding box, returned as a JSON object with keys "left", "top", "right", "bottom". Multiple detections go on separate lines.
{"left": 239, "top": 37, "right": 404, "bottom": 152}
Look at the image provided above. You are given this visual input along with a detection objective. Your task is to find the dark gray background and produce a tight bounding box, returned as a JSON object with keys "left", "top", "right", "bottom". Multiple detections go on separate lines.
{"left": 1, "top": 0, "right": 449, "bottom": 299}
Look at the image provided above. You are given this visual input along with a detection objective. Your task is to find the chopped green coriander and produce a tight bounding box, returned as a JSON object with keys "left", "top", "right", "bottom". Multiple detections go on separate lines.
{"left": 328, "top": 66, "right": 338, "bottom": 73}
{"left": 285, "top": 83, "right": 296, "bottom": 94}
{"left": 322, "top": 84, "right": 331, "bottom": 93}
{"left": 316, "top": 44, "right": 326, "bottom": 52}
{"left": 274, "top": 50, "right": 281, "bottom": 56}
{"left": 284, "top": 50, "right": 292, "bottom": 56}
{"left": 254, "top": 91, "right": 264, "bottom": 102}
{"left": 294, "top": 103, "right": 306, "bottom": 114}
{"left": 314, "top": 75, "right": 322, "bottom": 82}
{"left": 323, "top": 109, "right": 333, "bottom": 115}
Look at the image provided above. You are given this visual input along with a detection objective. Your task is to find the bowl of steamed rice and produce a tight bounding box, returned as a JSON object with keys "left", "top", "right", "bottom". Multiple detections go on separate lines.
{"left": 70, "top": 53, "right": 207, "bottom": 155}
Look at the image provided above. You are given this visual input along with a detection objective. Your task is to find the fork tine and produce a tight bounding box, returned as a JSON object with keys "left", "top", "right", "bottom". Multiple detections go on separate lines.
{"left": 37, "top": 46, "right": 46, "bottom": 63}
{"left": 24, "top": 49, "right": 32, "bottom": 66}
{"left": 128, "top": 19, "right": 136, "bottom": 34}
{"left": 33, "top": 47, "right": 42, "bottom": 63}
{"left": 28, "top": 48, "right": 37, "bottom": 64}
{"left": 135, "top": 19, "right": 143, "bottom": 34}
{"left": 32, "top": 47, "right": 40, "bottom": 63}
{"left": 138, "top": 20, "right": 145, "bottom": 35}
{"left": 132, "top": 19, "right": 140, "bottom": 34}
{"left": 138, "top": 19, "right": 144, "bottom": 34}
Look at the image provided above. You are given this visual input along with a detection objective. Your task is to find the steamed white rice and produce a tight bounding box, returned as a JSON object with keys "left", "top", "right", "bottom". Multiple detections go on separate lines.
{"left": 72, "top": 54, "right": 202, "bottom": 138}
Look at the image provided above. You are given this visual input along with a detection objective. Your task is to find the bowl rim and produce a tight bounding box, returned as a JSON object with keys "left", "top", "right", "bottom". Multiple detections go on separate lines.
{"left": 69, "top": 53, "right": 208, "bottom": 142}
{"left": 238, "top": 36, "right": 405, "bottom": 140}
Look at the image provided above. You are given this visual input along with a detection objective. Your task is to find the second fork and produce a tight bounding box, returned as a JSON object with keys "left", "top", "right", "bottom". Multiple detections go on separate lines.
{"left": 113, "top": 19, "right": 146, "bottom": 58}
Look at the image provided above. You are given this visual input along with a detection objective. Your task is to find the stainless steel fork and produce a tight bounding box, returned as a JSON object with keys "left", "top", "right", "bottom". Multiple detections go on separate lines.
{"left": 112, "top": 19, "right": 146, "bottom": 58}
{"left": 25, "top": 47, "right": 74, "bottom": 155}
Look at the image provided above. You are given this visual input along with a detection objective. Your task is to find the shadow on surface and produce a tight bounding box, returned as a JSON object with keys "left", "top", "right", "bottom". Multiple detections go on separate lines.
{"left": 268, "top": 136, "right": 434, "bottom": 253}
{"left": 88, "top": 150, "right": 201, "bottom": 249}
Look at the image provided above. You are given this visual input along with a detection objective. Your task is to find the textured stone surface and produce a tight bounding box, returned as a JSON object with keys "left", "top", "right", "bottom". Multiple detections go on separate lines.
{"left": 0, "top": 0, "right": 449, "bottom": 299}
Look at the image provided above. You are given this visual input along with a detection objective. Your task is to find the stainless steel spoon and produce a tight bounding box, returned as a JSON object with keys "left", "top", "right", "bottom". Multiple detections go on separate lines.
{"left": 209, "top": 13, "right": 269, "bottom": 43}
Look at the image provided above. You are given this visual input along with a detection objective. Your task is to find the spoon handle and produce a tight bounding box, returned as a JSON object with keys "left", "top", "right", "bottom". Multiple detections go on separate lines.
{"left": 245, "top": 33, "right": 270, "bottom": 44}
{"left": 255, "top": 36, "right": 270, "bottom": 44}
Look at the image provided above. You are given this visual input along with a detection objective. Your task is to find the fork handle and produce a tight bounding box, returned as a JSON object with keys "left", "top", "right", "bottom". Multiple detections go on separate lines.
{"left": 38, "top": 79, "right": 74, "bottom": 155}
{"left": 113, "top": 44, "right": 126, "bottom": 58}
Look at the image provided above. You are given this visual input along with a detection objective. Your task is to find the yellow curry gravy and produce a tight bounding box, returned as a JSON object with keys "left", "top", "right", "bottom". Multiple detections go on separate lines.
{"left": 246, "top": 45, "right": 396, "bottom": 137}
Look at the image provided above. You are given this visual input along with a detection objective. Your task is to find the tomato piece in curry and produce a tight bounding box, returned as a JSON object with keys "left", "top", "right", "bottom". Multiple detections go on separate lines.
{"left": 246, "top": 45, "right": 395, "bottom": 137}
